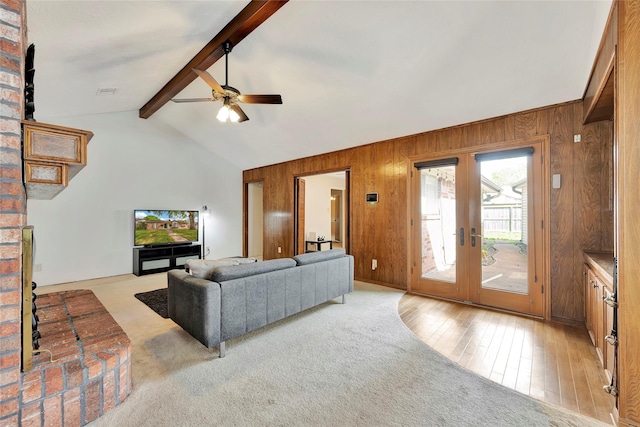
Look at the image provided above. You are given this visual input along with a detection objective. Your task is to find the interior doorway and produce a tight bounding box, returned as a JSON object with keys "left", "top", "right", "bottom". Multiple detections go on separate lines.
{"left": 294, "top": 171, "right": 349, "bottom": 254}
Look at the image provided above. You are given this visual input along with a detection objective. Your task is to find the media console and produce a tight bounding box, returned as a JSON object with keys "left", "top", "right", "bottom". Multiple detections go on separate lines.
{"left": 133, "top": 244, "right": 201, "bottom": 276}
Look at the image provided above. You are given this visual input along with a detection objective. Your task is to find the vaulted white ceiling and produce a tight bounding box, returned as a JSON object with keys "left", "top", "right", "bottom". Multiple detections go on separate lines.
{"left": 26, "top": 1, "right": 612, "bottom": 170}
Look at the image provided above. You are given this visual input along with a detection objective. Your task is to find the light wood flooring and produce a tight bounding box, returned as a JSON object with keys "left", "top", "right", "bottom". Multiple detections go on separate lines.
{"left": 398, "top": 292, "right": 615, "bottom": 425}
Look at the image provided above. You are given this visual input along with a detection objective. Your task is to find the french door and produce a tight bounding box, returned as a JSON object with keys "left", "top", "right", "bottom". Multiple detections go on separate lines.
{"left": 410, "top": 142, "right": 545, "bottom": 316}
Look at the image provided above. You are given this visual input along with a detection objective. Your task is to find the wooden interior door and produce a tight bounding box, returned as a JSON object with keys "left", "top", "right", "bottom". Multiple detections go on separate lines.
{"left": 411, "top": 142, "right": 544, "bottom": 316}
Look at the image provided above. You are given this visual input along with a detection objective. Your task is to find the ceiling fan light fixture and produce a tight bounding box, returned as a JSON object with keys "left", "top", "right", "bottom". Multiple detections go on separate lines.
{"left": 217, "top": 97, "right": 241, "bottom": 123}
{"left": 216, "top": 104, "right": 230, "bottom": 122}
{"left": 174, "top": 41, "right": 281, "bottom": 123}
{"left": 229, "top": 108, "right": 240, "bottom": 123}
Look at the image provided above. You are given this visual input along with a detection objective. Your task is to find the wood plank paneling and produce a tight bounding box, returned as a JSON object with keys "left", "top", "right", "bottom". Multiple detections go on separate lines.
{"left": 514, "top": 111, "right": 539, "bottom": 139}
{"left": 416, "top": 131, "right": 436, "bottom": 154}
{"left": 548, "top": 104, "right": 577, "bottom": 321}
{"left": 573, "top": 102, "right": 607, "bottom": 327}
{"left": 394, "top": 139, "right": 411, "bottom": 285}
{"left": 616, "top": 0, "right": 640, "bottom": 424}
{"left": 244, "top": 100, "right": 613, "bottom": 324}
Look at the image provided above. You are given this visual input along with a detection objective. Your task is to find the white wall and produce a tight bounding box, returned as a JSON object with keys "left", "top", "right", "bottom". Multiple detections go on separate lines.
{"left": 27, "top": 111, "right": 242, "bottom": 286}
{"left": 248, "top": 182, "right": 263, "bottom": 259}
{"left": 303, "top": 174, "right": 345, "bottom": 242}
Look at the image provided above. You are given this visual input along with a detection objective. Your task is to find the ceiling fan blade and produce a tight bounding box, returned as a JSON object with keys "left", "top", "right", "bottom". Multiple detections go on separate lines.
{"left": 171, "top": 98, "right": 215, "bottom": 103}
{"left": 238, "top": 94, "right": 282, "bottom": 104}
{"left": 193, "top": 69, "right": 225, "bottom": 94}
{"left": 230, "top": 104, "right": 249, "bottom": 123}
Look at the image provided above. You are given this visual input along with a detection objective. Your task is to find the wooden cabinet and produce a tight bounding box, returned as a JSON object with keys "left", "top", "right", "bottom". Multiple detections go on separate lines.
{"left": 133, "top": 244, "right": 201, "bottom": 276}
{"left": 603, "top": 284, "right": 616, "bottom": 382}
{"left": 584, "top": 251, "right": 617, "bottom": 393}
{"left": 22, "top": 121, "right": 93, "bottom": 199}
{"left": 585, "top": 265, "right": 606, "bottom": 365}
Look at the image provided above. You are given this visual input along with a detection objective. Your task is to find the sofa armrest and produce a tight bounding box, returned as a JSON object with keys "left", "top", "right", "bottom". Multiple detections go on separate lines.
{"left": 167, "top": 270, "right": 221, "bottom": 349}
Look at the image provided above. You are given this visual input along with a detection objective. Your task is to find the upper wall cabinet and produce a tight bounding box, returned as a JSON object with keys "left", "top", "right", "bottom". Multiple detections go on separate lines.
{"left": 22, "top": 121, "right": 93, "bottom": 200}
{"left": 583, "top": 2, "right": 617, "bottom": 124}
{"left": 584, "top": 68, "right": 615, "bottom": 124}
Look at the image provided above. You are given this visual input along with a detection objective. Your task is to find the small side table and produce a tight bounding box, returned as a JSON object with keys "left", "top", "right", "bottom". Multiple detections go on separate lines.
{"left": 305, "top": 240, "right": 333, "bottom": 252}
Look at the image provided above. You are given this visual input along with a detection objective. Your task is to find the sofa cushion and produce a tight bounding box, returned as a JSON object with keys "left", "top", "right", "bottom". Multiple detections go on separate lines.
{"left": 209, "top": 258, "right": 297, "bottom": 282}
{"left": 293, "top": 249, "right": 346, "bottom": 265}
{"left": 187, "top": 259, "right": 240, "bottom": 279}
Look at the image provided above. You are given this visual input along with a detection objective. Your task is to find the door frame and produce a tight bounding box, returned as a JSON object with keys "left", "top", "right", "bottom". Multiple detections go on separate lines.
{"left": 294, "top": 178, "right": 306, "bottom": 255}
{"left": 406, "top": 136, "right": 551, "bottom": 320}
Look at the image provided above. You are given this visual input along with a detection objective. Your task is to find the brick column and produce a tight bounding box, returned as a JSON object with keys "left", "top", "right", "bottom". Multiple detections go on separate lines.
{"left": 0, "top": 0, "right": 27, "bottom": 425}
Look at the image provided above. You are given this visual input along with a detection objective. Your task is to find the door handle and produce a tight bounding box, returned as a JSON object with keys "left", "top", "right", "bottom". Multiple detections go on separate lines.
{"left": 471, "top": 228, "right": 482, "bottom": 247}
{"left": 459, "top": 227, "right": 464, "bottom": 246}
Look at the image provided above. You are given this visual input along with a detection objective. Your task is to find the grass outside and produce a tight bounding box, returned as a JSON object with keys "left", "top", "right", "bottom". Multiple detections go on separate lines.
{"left": 135, "top": 230, "right": 173, "bottom": 245}
{"left": 173, "top": 229, "right": 198, "bottom": 240}
{"left": 484, "top": 231, "right": 522, "bottom": 243}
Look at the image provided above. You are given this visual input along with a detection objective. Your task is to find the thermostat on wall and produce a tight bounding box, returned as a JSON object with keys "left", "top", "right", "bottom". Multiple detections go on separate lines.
{"left": 366, "top": 193, "right": 378, "bottom": 203}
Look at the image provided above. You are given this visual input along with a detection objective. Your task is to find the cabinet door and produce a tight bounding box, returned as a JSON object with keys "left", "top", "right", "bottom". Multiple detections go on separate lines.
{"left": 594, "top": 276, "right": 605, "bottom": 366}
{"left": 603, "top": 285, "right": 616, "bottom": 381}
{"left": 585, "top": 266, "right": 597, "bottom": 346}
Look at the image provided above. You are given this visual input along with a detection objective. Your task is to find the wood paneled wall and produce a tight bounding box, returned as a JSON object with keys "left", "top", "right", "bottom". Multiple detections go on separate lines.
{"left": 616, "top": 0, "right": 640, "bottom": 424}
{"left": 243, "top": 101, "right": 613, "bottom": 324}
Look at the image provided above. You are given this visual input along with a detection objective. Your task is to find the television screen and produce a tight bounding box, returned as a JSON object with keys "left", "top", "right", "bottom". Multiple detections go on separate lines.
{"left": 134, "top": 210, "right": 199, "bottom": 247}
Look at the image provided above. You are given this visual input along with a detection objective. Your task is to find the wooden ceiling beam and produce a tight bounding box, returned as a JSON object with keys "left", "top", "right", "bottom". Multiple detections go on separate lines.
{"left": 139, "top": 0, "right": 288, "bottom": 119}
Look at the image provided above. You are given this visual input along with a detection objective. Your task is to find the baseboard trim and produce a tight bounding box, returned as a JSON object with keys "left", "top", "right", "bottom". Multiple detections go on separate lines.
{"left": 354, "top": 277, "right": 406, "bottom": 291}
{"left": 550, "top": 315, "right": 584, "bottom": 327}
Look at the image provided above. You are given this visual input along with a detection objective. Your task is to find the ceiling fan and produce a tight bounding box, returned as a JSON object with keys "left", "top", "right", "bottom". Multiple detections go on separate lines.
{"left": 171, "top": 41, "right": 282, "bottom": 123}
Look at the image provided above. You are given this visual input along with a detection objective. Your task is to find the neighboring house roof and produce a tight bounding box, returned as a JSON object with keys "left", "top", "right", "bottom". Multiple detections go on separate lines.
{"left": 481, "top": 176, "right": 502, "bottom": 202}
{"left": 512, "top": 178, "right": 527, "bottom": 194}
{"left": 485, "top": 186, "right": 523, "bottom": 205}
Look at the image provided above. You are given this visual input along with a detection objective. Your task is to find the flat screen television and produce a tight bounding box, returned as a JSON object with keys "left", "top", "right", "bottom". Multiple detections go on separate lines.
{"left": 134, "top": 209, "right": 199, "bottom": 247}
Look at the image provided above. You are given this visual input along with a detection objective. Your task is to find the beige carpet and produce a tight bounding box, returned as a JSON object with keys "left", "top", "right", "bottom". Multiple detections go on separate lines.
{"left": 44, "top": 274, "right": 609, "bottom": 427}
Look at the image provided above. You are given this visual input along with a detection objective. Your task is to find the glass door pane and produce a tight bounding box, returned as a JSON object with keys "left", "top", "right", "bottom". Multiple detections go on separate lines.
{"left": 478, "top": 156, "right": 528, "bottom": 294}
{"left": 420, "top": 166, "right": 457, "bottom": 283}
{"left": 470, "top": 146, "right": 543, "bottom": 316}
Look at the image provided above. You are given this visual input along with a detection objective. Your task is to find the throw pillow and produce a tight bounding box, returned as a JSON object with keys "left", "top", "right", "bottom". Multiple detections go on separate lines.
{"left": 186, "top": 259, "right": 239, "bottom": 279}
{"left": 218, "top": 257, "right": 258, "bottom": 264}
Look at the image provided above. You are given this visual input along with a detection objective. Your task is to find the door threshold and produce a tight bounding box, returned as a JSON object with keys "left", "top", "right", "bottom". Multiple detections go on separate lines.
{"left": 407, "top": 290, "right": 544, "bottom": 321}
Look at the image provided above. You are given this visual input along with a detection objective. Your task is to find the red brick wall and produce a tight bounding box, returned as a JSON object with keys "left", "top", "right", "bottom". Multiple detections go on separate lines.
{"left": 0, "top": 0, "right": 27, "bottom": 425}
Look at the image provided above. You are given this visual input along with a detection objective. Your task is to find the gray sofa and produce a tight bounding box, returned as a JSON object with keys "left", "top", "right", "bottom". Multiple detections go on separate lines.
{"left": 167, "top": 249, "right": 354, "bottom": 357}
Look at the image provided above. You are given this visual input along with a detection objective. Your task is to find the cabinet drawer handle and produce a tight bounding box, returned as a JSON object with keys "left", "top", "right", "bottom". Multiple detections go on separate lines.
{"left": 603, "top": 295, "right": 618, "bottom": 308}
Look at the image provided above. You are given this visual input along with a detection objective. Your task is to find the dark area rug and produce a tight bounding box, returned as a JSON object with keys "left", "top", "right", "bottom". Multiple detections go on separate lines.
{"left": 134, "top": 288, "right": 168, "bottom": 318}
